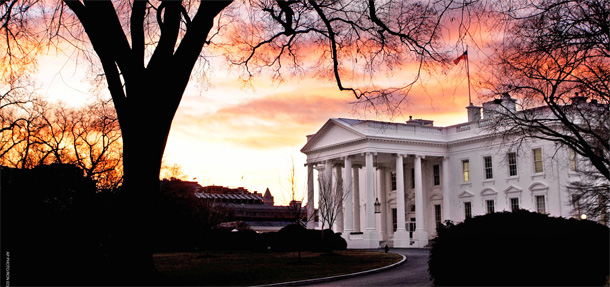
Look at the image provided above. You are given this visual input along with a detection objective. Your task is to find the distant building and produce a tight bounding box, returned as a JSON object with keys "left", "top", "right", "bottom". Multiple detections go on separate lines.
{"left": 302, "top": 94, "right": 607, "bottom": 249}
{"left": 195, "top": 185, "right": 306, "bottom": 232}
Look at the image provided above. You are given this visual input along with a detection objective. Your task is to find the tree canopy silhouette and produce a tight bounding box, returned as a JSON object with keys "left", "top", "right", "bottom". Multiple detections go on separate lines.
{"left": 1, "top": 0, "right": 469, "bottom": 281}
{"left": 479, "top": 0, "right": 609, "bottom": 223}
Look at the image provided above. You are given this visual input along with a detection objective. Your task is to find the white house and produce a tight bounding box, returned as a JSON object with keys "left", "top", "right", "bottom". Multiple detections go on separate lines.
{"left": 301, "top": 94, "right": 592, "bottom": 249}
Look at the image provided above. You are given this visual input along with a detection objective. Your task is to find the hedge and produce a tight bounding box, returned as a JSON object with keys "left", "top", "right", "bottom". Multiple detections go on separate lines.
{"left": 429, "top": 210, "right": 609, "bottom": 286}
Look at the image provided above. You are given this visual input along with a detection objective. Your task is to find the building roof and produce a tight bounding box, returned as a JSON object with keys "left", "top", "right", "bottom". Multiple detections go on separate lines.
{"left": 195, "top": 193, "right": 263, "bottom": 201}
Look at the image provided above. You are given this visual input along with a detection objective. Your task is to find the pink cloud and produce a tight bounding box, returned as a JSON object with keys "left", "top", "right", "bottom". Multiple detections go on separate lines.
{"left": 171, "top": 91, "right": 352, "bottom": 149}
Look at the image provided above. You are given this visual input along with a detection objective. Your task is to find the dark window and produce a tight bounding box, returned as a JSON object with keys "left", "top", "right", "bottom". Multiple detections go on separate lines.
{"left": 434, "top": 204, "right": 442, "bottom": 229}
{"left": 392, "top": 208, "right": 397, "bottom": 232}
{"left": 486, "top": 200, "right": 495, "bottom": 214}
{"left": 433, "top": 164, "right": 440, "bottom": 186}
{"left": 536, "top": 195, "right": 546, "bottom": 214}
{"left": 411, "top": 168, "right": 415, "bottom": 189}
{"left": 464, "top": 202, "right": 472, "bottom": 219}
{"left": 391, "top": 172, "right": 397, "bottom": 190}
{"left": 510, "top": 197, "right": 519, "bottom": 211}
{"left": 408, "top": 218, "right": 416, "bottom": 238}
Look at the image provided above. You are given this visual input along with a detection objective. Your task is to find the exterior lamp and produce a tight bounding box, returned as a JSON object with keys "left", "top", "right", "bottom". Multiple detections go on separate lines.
{"left": 580, "top": 214, "right": 587, "bottom": 220}
{"left": 374, "top": 198, "right": 381, "bottom": 213}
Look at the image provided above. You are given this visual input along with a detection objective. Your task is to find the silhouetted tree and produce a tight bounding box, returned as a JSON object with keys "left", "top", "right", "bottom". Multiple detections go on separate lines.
{"left": 2, "top": 0, "right": 471, "bottom": 280}
{"left": 317, "top": 169, "right": 348, "bottom": 230}
{"left": 480, "top": 0, "right": 609, "bottom": 222}
{"left": 281, "top": 156, "right": 307, "bottom": 225}
{"left": 0, "top": 98, "right": 123, "bottom": 190}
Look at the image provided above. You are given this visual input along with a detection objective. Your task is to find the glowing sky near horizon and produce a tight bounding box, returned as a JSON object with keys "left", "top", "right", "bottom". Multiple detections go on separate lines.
{"left": 33, "top": 43, "right": 481, "bottom": 205}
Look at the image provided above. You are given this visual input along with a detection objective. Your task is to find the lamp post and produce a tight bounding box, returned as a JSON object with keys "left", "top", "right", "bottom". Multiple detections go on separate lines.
{"left": 374, "top": 198, "right": 381, "bottom": 214}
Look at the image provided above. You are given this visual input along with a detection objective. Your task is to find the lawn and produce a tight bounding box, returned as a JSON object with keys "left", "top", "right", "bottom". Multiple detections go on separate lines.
{"left": 154, "top": 250, "right": 403, "bottom": 286}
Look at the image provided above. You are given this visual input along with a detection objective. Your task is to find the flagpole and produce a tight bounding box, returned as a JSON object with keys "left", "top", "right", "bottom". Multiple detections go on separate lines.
{"left": 466, "top": 47, "right": 472, "bottom": 105}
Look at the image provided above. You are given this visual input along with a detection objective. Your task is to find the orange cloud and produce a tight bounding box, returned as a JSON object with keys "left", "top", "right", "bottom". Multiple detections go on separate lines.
{"left": 171, "top": 89, "right": 353, "bottom": 150}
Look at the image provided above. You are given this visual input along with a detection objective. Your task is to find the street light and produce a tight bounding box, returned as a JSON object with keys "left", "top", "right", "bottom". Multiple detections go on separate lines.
{"left": 580, "top": 214, "right": 587, "bottom": 220}
{"left": 374, "top": 198, "right": 381, "bottom": 213}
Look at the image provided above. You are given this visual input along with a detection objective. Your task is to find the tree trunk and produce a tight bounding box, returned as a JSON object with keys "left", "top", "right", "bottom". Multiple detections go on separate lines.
{"left": 109, "top": 93, "right": 176, "bottom": 283}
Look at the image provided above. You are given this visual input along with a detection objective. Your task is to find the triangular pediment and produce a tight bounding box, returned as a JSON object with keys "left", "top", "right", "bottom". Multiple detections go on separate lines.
{"left": 503, "top": 185, "right": 522, "bottom": 194}
{"left": 458, "top": 191, "right": 474, "bottom": 198}
{"left": 301, "top": 119, "right": 365, "bottom": 153}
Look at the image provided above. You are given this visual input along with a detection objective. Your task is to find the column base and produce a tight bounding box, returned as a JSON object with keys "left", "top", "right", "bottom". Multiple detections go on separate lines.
{"left": 343, "top": 229, "right": 380, "bottom": 249}
{"left": 412, "top": 230, "right": 429, "bottom": 248}
{"left": 392, "top": 230, "right": 411, "bottom": 248}
{"left": 341, "top": 231, "right": 381, "bottom": 249}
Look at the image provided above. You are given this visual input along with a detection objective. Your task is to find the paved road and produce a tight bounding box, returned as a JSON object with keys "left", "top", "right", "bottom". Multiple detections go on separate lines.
{"left": 304, "top": 249, "right": 432, "bottom": 287}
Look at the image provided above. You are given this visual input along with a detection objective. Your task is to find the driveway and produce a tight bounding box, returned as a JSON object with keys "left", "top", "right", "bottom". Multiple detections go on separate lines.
{"left": 303, "top": 248, "right": 432, "bottom": 287}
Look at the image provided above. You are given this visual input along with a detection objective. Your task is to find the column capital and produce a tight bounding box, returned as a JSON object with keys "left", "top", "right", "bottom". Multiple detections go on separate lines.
{"left": 353, "top": 164, "right": 363, "bottom": 169}
{"left": 304, "top": 161, "right": 321, "bottom": 167}
{"left": 442, "top": 156, "right": 450, "bottom": 161}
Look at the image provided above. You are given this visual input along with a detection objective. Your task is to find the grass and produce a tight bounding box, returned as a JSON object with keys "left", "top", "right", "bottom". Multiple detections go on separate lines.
{"left": 154, "top": 250, "right": 403, "bottom": 286}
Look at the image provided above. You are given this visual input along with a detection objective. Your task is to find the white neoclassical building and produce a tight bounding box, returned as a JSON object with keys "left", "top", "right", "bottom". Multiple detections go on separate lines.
{"left": 301, "top": 95, "right": 590, "bottom": 249}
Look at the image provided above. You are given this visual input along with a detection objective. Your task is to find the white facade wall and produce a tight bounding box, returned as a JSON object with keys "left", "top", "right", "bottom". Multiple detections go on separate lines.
{"left": 302, "top": 116, "right": 586, "bottom": 249}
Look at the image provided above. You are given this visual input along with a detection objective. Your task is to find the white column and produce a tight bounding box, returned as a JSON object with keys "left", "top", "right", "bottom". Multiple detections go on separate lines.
{"left": 335, "top": 164, "right": 344, "bottom": 233}
{"left": 394, "top": 154, "right": 410, "bottom": 247}
{"left": 352, "top": 165, "right": 361, "bottom": 233}
{"left": 379, "top": 168, "right": 388, "bottom": 241}
{"left": 414, "top": 155, "right": 429, "bottom": 247}
{"left": 364, "top": 152, "right": 379, "bottom": 246}
{"left": 307, "top": 163, "right": 315, "bottom": 229}
{"left": 344, "top": 157, "right": 353, "bottom": 233}
{"left": 442, "top": 157, "right": 451, "bottom": 223}
{"left": 384, "top": 171, "right": 393, "bottom": 238}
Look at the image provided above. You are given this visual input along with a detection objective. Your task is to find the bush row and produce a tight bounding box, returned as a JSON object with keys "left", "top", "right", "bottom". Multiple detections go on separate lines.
{"left": 429, "top": 210, "right": 609, "bottom": 286}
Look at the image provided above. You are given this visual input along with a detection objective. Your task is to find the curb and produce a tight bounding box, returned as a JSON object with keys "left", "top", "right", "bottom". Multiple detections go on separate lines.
{"left": 253, "top": 252, "right": 407, "bottom": 287}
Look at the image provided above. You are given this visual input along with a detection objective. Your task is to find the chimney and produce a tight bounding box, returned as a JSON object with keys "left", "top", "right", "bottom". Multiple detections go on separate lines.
{"left": 466, "top": 103, "right": 482, "bottom": 122}
{"left": 482, "top": 93, "right": 517, "bottom": 119}
{"left": 570, "top": 92, "right": 588, "bottom": 105}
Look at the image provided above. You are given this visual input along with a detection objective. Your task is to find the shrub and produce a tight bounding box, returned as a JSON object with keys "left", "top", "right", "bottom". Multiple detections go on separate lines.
{"left": 269, "top": 224, "right": 347, "bottom": 252}
{"left": 429, "top": 210, "right": 609, "bottom": 286}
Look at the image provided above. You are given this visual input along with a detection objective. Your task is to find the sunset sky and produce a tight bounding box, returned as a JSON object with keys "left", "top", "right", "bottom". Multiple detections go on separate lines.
{"left": 34, "top": 32, "right": 483, "bottom": 205}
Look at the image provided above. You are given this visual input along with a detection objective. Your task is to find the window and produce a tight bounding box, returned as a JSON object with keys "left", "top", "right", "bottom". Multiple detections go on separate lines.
{"left": 408, "top": 218, "right": 416, "bottom": 239}
{"left": 507, "top": 152, "right": 518, "bottom": 176}
{"left": 486, "top": 200, "right": 495, "bottom": 214}
{"left": 411, "top": 168, "right": 415, "bottom": 189}
{"left": 391, "top": 172, "right": 397, "bottom": 190}
{"left": 533, "top": 148, "right": 544, "bottom": 173}
{"left": 464, "top": 202, "right": 472, "bottom": 219}
{"left": 510, "top": 197, "right": 519, "bottom": 211}
{"left": 434, "top": 204, "right": 442, "bottom": 229}
{"left": 462, "top": 160, "right": 470, "bottom": 182}
{"left": 392, "top": 208, "right": 397, "bottom": 231}
{"left": 536, "top": 195, "right": 546, "bottom": 214}
{"left": 484, "top": 156, "right": 493, "bottom": 179}
{"left": 433, "top": 164, "right": 440, "bottom": 186}
{"left": 569, "top": 149, "right": 577, "bottom": 171}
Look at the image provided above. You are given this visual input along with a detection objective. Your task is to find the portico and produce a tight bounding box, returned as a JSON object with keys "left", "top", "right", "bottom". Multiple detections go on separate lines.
{"left": 301, "top": 118, "right": 450, "bottom": 248}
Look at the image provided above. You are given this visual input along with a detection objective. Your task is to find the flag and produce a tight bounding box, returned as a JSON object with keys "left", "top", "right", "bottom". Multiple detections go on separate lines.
{"left": 453, "top": 50, "right": 468, "bottom": 65}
